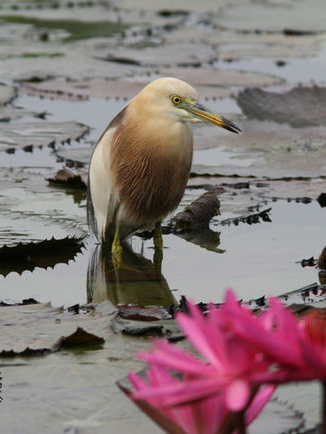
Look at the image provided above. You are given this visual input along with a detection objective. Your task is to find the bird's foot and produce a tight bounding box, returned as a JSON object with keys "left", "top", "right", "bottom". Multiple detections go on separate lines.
{"left": 111, "top": 226, "right": 123, "bottom": 268}
{"left": 112, "top": 250, "right": 122, "bottom": 269}
{"left": 112, "top": 240, "right": 123, "bottom": 269}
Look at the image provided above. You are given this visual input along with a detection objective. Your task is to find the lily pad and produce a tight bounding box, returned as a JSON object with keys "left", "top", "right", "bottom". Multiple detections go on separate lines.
{"left": 157, "top": 67, "right": 284, "bottom": 88}
{"left": 0, "top": 120, "right": 89, "bottom": 152}
{"left": 0, "top": 83, "right": 17, "bottom": 105}
{"left": 0, "top": 236, "right": 85, "bottom": 277}
{"left": 0, "top": 168, "right": 87, "bottom": 246}
{"left": 0, "top": 302, "right": 111, "bottom": 356}
{"left": 165, "top": 26, "right": 324, "bottom": 60}
{"left": 220, "top": 207, "right": 272, "bottom": 227}
{"left": 111, "top": 315, "right": 179, "bottom": 337}
{"left": 191, "top": 117, "right": 326, "bottom": 178}
{"left": 21, "top": 73, "right": 239, "bottom": 100}
{"left": 47, "top": 166, "right": 87, "bottom": 189}
{"left": 103, "top": 41, "right": 217, "bottom": 67}
{"left": 237, "top": 86, "right": 326, "bottom": 128}
{"left": 0, "top": 105, "right": 48, "bottom": 122}
{"left": 170, "top": 188, "right": 222, "bottom": 230}
{"left": 212, "top": 0, "right": 326, "bottom": 33}
{"left": 247, "top": 283, "right": 326, "bottom": 312}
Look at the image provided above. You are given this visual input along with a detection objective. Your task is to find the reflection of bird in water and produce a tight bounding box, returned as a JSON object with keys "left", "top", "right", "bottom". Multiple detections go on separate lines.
{"left": 87, "top": 77, "right": 240, "bottom": 256}
{"left": 87, "top": 241, "right": 176, "bottom": 307}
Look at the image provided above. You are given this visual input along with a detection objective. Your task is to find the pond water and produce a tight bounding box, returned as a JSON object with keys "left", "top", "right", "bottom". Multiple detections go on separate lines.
{"left": 1, "top": 4, "right": 326, "bottom": 433}
{"left": 0, "top": 187, "right": 323, "bottom": 307}
{"left": 0, "top": 93, "right": 324, "bottom": 309}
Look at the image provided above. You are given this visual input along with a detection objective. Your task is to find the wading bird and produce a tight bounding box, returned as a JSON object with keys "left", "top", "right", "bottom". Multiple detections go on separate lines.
{"left": 87, "top": 77, "right": 240, "bottom": 255}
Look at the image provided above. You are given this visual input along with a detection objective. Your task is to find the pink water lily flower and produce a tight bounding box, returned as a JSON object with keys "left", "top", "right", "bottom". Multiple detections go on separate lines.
{"left": 128, "top": 362, "right": 275, "bottom": 434}
{"left": 220, "top": 290, "right": 326, "bottom": 382}
{"left": 133, "top": 299, "right": 272, "bottom": 412}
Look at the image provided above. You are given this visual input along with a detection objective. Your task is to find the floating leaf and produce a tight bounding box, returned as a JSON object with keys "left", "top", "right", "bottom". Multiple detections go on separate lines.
{"left": 111, "top": 315, "right": 180, "bottom": 338}
{"left": 54, "top": 147, "right": 92, "bottom": 167}
{"left": 158, "top": 66, "right": 283, "bottom": 88}
{"left": 0, "top": 121, "right": 89, "bottom": 152}
{"left": 317, "top": 246, "right": 326, "bottom": 270}
{"left": 170, "top": 189, "right": 222, "bottom": 231}
{"left": 0, "top": 298, "right": 39, "bottom": 307}
{"left": 0, "top": 236, "right": 85, "bottom": 276}
{"left": 47, "top": 166, "right": 87, "bottom": 189}
{"left": 55, "top": 327, "right": 105, "bottom": 349}
{"left": 301, "top": 256, "right": 317, "bottom": 268}
{"left": 118, "top": 306, "right": 172, "bottom": 322}
{"left": 0, "top": 302, "right": 110, "bottom": 357}
{"left": 317, "top": 193, "right": 326, "bottom": 207}
{"left": 237, "top": 86, "right": 326, "bottom": 128}
{"left": 0, "top": 83, "right": 17, "bottom": 105}
{"left": 247, "top": 282, "right": 326, "bottom": 312}
{"left": 220, "top": 207, "right": 272, "bottom": 226}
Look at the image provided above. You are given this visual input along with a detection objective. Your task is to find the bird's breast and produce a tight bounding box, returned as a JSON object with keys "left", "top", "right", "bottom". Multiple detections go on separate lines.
{"left": 112, "top": 118, "right": 193, "bottom": 225}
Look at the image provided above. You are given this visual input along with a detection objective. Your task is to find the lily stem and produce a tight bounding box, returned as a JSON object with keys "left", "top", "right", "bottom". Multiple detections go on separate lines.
{"left": 238, "top": 411, "right": 246, "bottom": 434}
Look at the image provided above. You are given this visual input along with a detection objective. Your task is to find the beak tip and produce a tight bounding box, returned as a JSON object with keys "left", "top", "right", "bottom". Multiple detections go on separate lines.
{"left": 224, "top": 123, "right": 242, "bottom": 134}
{"left": 221, "top": 116, "right": 241, "bottom": 134}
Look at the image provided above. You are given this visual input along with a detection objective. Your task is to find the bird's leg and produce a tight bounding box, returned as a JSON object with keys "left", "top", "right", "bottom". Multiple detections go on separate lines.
{"left": 154, "top": 222, "right": 163, "bottom": 276}
{"left": 112, "top": 223, "right": 123, "bottom": 268}
{"left": 154, "top": 222, "right": 163, "bottom": 250}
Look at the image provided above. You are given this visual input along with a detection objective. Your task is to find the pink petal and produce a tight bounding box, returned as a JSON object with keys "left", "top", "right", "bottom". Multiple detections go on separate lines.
{"left": 176, "top": 302, "right": 225, "bottom": 369}
{"left": 138, "top": 345, "right": 213, "bottom": 376}
{"left": 224, "top": 379, "right": 250, "bottom": 412}
{"left": 134, "top": 377, "right": 224, "bottom": 408}
{"left": 128, "top": 371, "right": 148, "bottom": 391}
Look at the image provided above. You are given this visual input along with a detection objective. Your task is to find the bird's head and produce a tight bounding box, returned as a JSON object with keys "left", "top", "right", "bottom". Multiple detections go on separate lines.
{"left": 137, "top": 77, "right": 241, "bottom": 134}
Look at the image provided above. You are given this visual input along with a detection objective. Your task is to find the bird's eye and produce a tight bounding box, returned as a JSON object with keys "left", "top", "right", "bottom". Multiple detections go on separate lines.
{"left": 172, "top": 96, "right": 181, "bottom": 105}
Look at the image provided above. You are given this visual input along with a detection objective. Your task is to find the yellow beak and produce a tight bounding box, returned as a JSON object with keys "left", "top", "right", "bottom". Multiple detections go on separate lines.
{"left": 183, "top": 101, "right": 241, "bottom": 134}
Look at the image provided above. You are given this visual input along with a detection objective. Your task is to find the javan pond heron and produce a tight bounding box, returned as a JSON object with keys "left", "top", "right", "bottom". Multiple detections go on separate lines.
{"left": 87, "top": 77, "right": 240, "bottom": 254}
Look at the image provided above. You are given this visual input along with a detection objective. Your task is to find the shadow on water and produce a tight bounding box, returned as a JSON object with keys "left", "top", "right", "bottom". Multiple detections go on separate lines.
{"left": 87, "top": 241, "right": 177, "bottom": 307}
